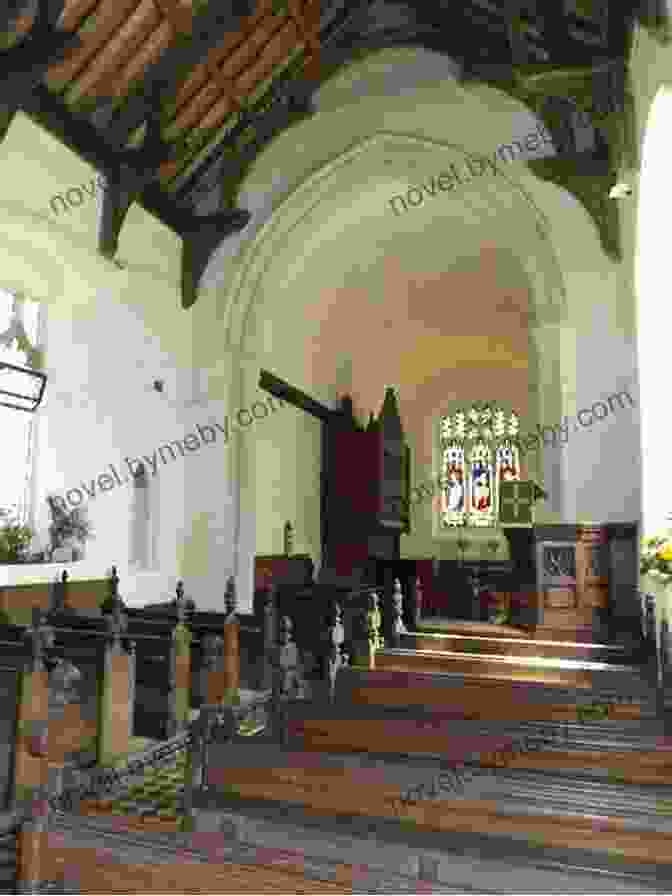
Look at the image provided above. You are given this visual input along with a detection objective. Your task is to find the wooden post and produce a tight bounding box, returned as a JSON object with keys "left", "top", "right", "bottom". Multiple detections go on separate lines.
{"left": 576, "top": 525, "right": 610, "bottom": 644}
{"left": 366, "top": 590, "right": 382, "bottom": 669}
{"left": 171, "top": 583, "right": 192, "bottom": 733}
{"left": 200, "top": 634, "right": 224, "bottom": 705}
{"left": 269, "top": 615, "right": 304, "bottom": 744}
{"left": 389, "top": 578, "right": 407, "bottom": 649}
{"left": 222, "top": 577, "right": 240, "bottom": 699}
{"left": 182, "top": 709, "right": 209, "bottom": 833}
{"left": 49, "top": 570, "right": 68, "bottom": 614}
{"left": 98, "top": 568, "right": 132, "bottom": 765}
{"left": 261, "top": 586, "right": 278, "bottom": 690}
{"left": 414, "top": 576, "right": 423, "bottom": 630}
{"left": 325, "top": 602, "right": 345, "bottom": 702}
{"left": 14, "top": 610, "right": 51, "bottom": 894}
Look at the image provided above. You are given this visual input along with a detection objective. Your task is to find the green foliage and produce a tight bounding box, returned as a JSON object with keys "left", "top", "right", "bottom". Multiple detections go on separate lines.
{"left": 577, "top": 703, "right": 609, "bottom": 722}
{"left": 640, "top": 533, "right": 672, "bottom": 583}
{"left": 46, "top": 496, "right": 93, "bottom": 548}
{"left": 492, "top": 609, "right": 512, "bottom": 625}
{"left": 461, "top": 640, "right": 481, "bottom": 653}
{"left": 0, "top": 507, "right": 33, "bottom": 562}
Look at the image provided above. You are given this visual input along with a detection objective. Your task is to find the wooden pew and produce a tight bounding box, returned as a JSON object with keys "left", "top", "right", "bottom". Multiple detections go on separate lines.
{"left": 0, "top": 571, "right": 110, "bottom": 624}
{"left": 181, "top": 610, "right": 672, "bottom": 871}
{"left": 125, "top": 576, "right": 245, "bottom": 724}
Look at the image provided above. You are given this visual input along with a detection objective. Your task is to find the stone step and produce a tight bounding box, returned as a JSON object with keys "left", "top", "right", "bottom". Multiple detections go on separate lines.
{"left": 407, "top": 631, "right": 628, "bottom": 662}
{"left": 374, "top": 647, "right": 635, "bottom": 687}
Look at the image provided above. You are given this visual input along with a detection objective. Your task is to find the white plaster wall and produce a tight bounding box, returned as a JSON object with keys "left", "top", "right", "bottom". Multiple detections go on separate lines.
{"left": 209, "top": 45, "right": 640, "bottom": 571}
{"left": 0, "top": 115, "right": 227, "bottom": 609}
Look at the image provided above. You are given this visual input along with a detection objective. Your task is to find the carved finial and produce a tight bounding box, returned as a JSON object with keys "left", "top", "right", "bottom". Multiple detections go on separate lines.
{"left": 175, "top": 580, "right": 186, "bottom": 623}
{"left": 26, "top": 608, "right": 54, "bottom": 672}
{"left": 51, "top": 569, "right": 68, "bottom": 613}
{"left": 104, "top": 567, "right": 127, "bottom": 648}
{"left": 283, "top": 521, "right": 294, "bottom": 557}
{"left": 367, "top": 590, "right": 383, "bottom": 653}
{"left": 200, "top": 633, "right": 223, "bottom": 670}
{"left": 391, "top": 578, "right": 407, "bottom": 645}
{"left": 279, "top": 615, "right": 293, "bottom": 645}
{"left": 48, "top": 655, "right": 81, "bottom": 707}
{"left": 327, "top": 602, "right": 346, "bottom": 701}
{"left": 272, "top": 615, "right": 305, "bottom": 700}
{"left": 224, "top": 577, "right": 237, "bottom": 618}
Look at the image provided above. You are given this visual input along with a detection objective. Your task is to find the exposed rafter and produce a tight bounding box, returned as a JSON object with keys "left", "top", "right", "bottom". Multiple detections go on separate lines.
{"left": 0, "top": 0, "right": 81, "bottom": 143}
{"left": 0, "top": 0, "right": 665, "bottom": 304}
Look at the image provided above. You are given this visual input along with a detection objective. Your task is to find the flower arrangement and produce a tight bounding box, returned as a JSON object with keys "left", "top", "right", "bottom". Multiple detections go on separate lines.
{"left": 640, "top": 531, "right": 672, "bottom": 584}
{"left": 0, "top": 506, "right": 34, "bottom": 563}
{"left": 46, "top": 496, "right": 93, "bottom": 559}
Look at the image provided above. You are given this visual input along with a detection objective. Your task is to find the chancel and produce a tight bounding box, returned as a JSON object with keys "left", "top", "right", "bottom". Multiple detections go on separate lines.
{"left": 0, "top": 0, "right": 670, "bottom": 890}
{"left": 421, "top": 400, "right": 549, "bottom": 629}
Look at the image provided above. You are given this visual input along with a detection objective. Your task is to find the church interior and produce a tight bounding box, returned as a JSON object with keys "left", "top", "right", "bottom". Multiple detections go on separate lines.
{"left": 2, "top": 0, "right": 672, "bottom": 891}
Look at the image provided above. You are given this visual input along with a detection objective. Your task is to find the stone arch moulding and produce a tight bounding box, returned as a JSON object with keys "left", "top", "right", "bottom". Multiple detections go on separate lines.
{"left": 221, "top": 131, "right": 569, "bottom": 567}
{"left": 223, "top": 132, "right": 567, "bottom": 354}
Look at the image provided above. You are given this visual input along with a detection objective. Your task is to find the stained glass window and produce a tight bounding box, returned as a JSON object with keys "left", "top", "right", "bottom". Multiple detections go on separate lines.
{"left": 439, "top": 402, "right": 520, "bottom": 528}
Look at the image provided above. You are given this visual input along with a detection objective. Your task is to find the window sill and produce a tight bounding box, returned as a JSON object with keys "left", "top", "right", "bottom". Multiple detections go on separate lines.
{"left": 0, "top": 558, "right": 92, "bottom": 587}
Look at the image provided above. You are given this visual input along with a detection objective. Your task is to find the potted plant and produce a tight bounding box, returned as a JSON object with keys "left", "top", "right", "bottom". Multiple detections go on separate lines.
{"left": 0, "top": 506, "right": 34, "bottom": 563}
{"left": 640, "top": 534, "right": 672, "bottom": 586}
{"left": 46, "top": 497, "right": 93, "bottom": 561}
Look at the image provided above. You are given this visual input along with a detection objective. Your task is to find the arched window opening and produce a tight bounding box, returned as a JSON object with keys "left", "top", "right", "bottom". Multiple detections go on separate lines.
{"left": 438, "top": 403, "right": 521, "bottom": 528}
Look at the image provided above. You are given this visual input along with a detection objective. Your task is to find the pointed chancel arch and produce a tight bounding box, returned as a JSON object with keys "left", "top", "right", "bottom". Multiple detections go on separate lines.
{"left": 219, "top": 131, "right": 568, "bottom": 593}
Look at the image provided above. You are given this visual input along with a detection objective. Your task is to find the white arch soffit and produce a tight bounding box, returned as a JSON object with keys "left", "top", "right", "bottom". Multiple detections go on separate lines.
{"left": 221, "top": 132, "right": 568, "bottom": 355}
{"left": 635, "top": 84, "right": 672, "bottom": 537}
{"left": 0, "top": 200, "right": 121, "bottom": 305}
